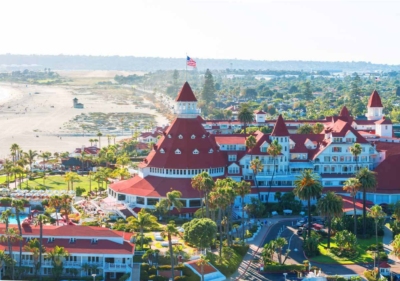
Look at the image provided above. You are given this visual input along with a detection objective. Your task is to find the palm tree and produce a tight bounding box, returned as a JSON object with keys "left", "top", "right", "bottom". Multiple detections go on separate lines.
{"left": 65, "top": 171, "right": 79, "bottom": 191}
{"left": 39, "top": 151, "right": 51, "bottom": 171}
{"left": 196, "top": 255, "right": 209, "bottom": 281}
{"left": 46, "top": 245, "right": 69, "bottom": 281}
{"left": 89, "top": 139, "right": 94, "bottom": 146}
{"left": 10, "top": 143, "right": 20, "bottom": 163}
{"left": 97, "top": 132, "right": 103, "bottom": 149}
{"left": 356, "top": 168, "right": 377, "bottom": 238}
{"left": 24, "top": 238, "right": 46, "bottom": 278}
{"left": 191, "top": 172, "right": 215, "bottom": 218}
{"left": 12, "top": 165, "right": 24, "bottom": 189}
{"left": 160, "top": 190, "right": 184, "bottom": 216}
{"left": 266, "top": 139, "right": 282, "bottom": 203}
{"left": 24, "top": 149, "right": 38, "bottom": 178}
{"left": 238, "top": 104, "right": 254, "bottom": 134}
{"left": 48, "top": 195, "right": 62, "bottom": 226}
{"left": 343, "top": 178, "right": 362, "bottom": 235}
{"left": 250, "top": 158, "right": 263, "bottom": 200}
{"left": 127, "top": 209, "right": 158, "bottom": 248}
{"left": 0, "top": 210, "right": 14, "bottom": 258}
{"left": 233, "top": 180, "right": 251, "bottom": 240}
{"left": 60, "top": 194, "right": 72, "bottom": 223}
{"left": 246, "top": 135, "right": 257, "bottom": 158}
{"left": 12, "top": 199, "right": 26, "bottom": 268}
{"left": 317, "top": 192, "right": 343, "bottom": 248}
{"left": 3, "top": 160, "right": 13, "bottom": 188}
{"left": 350, "top": 143, "right": 362, "bottom": 173}
{"left": 293, "top": 170, "right": 323, "bottom": 238}
{"left": 1, "top": 227, "right": 21, "bottom": 279}
{"left": 161, "top": 221, "right": 180, "bottom": 281}
{"left": 34, "top": 214, "right": 49, "bottom": 280}
{"left": 369, "top": 205, "right": 386, "bottom": 272}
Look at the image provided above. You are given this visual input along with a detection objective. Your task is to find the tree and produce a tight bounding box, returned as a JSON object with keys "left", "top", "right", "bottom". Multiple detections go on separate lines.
{"left": 201, "top": 69, "right": 215, "bottom": 103}
{"left": 48, "top": 195, "right": 62, "bottom": 226}
{"left": 238, "top": 104, "right": 254, "bottom": 134}
{"left": 275, "top": 237, "right": 290, "bottom": 264}
{"left": 350, "top": 143, "right": 362, "bottom": 172}
{"left": 12, "top": 199, "right": 26, "bottom": 268}
{"left": 233, "top": 180, "right": 251, "bottom": 240}
{"left": 159, "top": 190, "right": 184, "bottom": 216}
{"left": 1, "top": 227, "right": 21, "bottom": 279}
{"left": 60, "top": 194, "right": 73, "bottom": 223}
{"left": 250, "top": 158, "right": 263, "bottom": 200}
{"left": 294, "top": 170, "right": 323, "bottom": 238}
{"left": 39, "top": 151, "right": 51, "bottom": 171}
{"left": 191, "top": 172, "right": 215, "bottom": 218}
{"left": 196, "top": 255, "right": 209, "bottom": 281}
{"left": 391, "top": 234, "right": 400, "bottom": 259}
{"left": 161, "top": 221, "right": 180, "bottom": 281}
{"left": 183, "top": 218, "right": 217, "bottom": 251}
{"left": 24, "top": 149, "right": 38, "bottom": 177}
{"left": 350, "top": 73, "right": 362, "bottom": 99}
{"left": 10, "top": 143, "right": 20, "bottom": 163}
{"left": 127, "top": 209, "right": 158, "bottom": 248}
{"left": 245, "top": 135, "right": 257, "bottom": 157}
{"left": 369, "top": 205, "right": 386, "bottom": 271}
{"left": 317, "top": 192, "right": 343, "bottom": 248}
{"left": 297, "top": 124, "right": 314, "bottom": 134}
{"left": 343, "top": 178, "right": 362, "bottom": 235}
{"left": 173, "top": 70, "right": 179, "bottom": 85}
{"left": 34, "top": 214, "right": 50, "bottom": 280}
{"left": 46, "top": 245, "right": 69, "bottom": 281}
{"left": 334, "top": 230, "right": 357, "bottom": 252}
{"left": 312, "top": 123, "right": 324, "bottom": 134}
{"left": 64, "top": 171, "right": 79, "bottom": 191}
{"left": 393, "top": 201, "right": 400, "bottom": 222}
{"left": 266, "top": 139, "right": 282, "bottom": 203}
{"left": 303, "top": 81, "right": 313, "bottom": 100}
{"left": 24, "top": 238, "right": 46, "bottom": 278}
{"left": 356, "top": 168, "right": 377, "bottom": 238}
{"left": 97, "top": 132, "right": 103, "bottom": 149}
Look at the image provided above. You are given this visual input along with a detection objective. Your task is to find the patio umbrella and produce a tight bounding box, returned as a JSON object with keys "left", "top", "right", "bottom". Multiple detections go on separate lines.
{"left": 50, "top": 212, "right": 63, "bottom": 220}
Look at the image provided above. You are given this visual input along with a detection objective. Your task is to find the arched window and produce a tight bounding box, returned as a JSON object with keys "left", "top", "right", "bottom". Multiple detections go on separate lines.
{"left": 209, "top": 148, "right": 213, "bottom": 153}
{"left": 193, "top": 149, "right": 199, "bottom": 154}
{"left": 191, "top": 134, "right": 196, "bottom": 139}
{"left": 178, "top": 134, "right": 183, "bottom": 139}
{"left": 175, "top": 149, "right": 181, "bottom": 154}
{"left": 160, "top": 148, "right": 165, "bottom": 154}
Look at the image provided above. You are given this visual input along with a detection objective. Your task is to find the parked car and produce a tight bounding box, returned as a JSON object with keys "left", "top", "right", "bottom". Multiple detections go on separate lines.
{"left": 297, "top": 227, "right": 304, "bottom": 235}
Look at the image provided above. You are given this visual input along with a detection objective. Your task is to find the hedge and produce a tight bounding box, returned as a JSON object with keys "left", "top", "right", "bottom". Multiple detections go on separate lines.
{"left": 262, "top": 264, "right": 306, "bottom": 273}
{"left": 364, "top": 270, "right": 379, "bottom": 281}
{"left": 231, "top": 245, "right": 249, "bottom": 257}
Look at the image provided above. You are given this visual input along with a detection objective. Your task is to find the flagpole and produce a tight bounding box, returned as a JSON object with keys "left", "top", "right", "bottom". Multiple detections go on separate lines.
{"left": 185, "top": 54, "right": 187, "bottom": 82}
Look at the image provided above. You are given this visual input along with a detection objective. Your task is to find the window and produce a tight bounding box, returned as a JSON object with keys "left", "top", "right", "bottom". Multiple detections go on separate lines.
{"left": 228, "top": 155, "right": 237, "bottom": 161}
{"left": 91, "top": 239, "right": 98, "bottom": 244}
{"left": 228, "top": 167, "right": 239, "bottom": 174}
{"left": 261, "top": 147, "right": 267, "bottom": 152}
{"left": 324, "top": 156, "right": 330, "bottom": 162}
{"left": 48, "top": 237, "right": 54, "bottom": 243}
{"left": 88, "top": 256, "right": 100, "bottom": 263}
{"left": 136, "top": 197, "right": 145, "bottom": 204}
{"left": 160, "top": 148, "right": 165, "bottom": 154}
{"left": 193, "top": 149, "right": 199, "bottom": 154}
{"left": 69, "top": 238, "right": 76, "bottom": 244}
{"left": 178, "top": 134, "right": 183, "bottom": 139}
{"left": 340, "top": 156, "right": 345, "bottom": 162}
{"left": 191, "top": 134, "right": 196, "bottom": 139}
{"left": 189, "top": 200, "right": 201, "bottom": 207}
{"left": 66, "top": 256, "right": 77, "bottom": 262}
{"left": 324, "top": 181, "right": 333, "bottom": 186}
{"left": 202, "top": 134, "right": 205, "bottom": 138}
{"left": 147, "top": 198, "right": 159, "bottom": 205}
{"left": 175, "top": 149, "right": 181, "bottom": 154}
{"left": 168, "top": 134, "right": 171, "bottom": 138}
{"left": 209, "top": 148, "right": 213, "bottom": 153}
{"left": 332, "top": 156, "right": 338, "bottom": 162}
{"left": 332, "top": 147, "right": 342, "bottom": 152}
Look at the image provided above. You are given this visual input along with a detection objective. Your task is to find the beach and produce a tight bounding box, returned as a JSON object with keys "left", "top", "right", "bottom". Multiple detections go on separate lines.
{"left": 0, "top": 83, "right": 169, "bottom": 159}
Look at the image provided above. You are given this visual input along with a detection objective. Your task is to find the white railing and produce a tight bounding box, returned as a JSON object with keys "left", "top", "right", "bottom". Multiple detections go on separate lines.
{"left": 104, "top": 263, "right": 128, "bottom": 270}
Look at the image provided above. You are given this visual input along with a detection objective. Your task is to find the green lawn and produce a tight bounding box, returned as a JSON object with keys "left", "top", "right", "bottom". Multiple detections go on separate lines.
{"left": 0, "top": 175, "right": 26, "bottom": 185}
{"left": 312, "top": 237, "right": 381, "bottom": 264}
{"left": 20, "top": 175, "right": 101, "bottom": 195}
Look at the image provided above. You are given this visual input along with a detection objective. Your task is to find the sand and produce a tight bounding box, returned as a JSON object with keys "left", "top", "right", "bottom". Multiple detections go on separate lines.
{"left": 0, "top": 83, "right": 169, "bottom": 159}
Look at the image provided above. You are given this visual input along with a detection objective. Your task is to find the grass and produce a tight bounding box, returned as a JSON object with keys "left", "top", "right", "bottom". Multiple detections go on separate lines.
{"left": 19, "top": 175, "right": 100, "bottom": 195}
{"left": 0, "top": 175, "right": 26, "bottom": 185}
{"left": 312, "top": 236, "right": 381, "bottom": 264}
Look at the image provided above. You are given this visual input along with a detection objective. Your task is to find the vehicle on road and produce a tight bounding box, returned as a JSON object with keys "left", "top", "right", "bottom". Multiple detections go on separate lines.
{"left": 297, "top": 227, "right": 304, "bottom": 235}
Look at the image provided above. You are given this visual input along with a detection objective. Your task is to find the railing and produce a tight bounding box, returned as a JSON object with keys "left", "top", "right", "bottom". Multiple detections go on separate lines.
{"left": 104, "top": 263, "right": 128, "bottom": 270}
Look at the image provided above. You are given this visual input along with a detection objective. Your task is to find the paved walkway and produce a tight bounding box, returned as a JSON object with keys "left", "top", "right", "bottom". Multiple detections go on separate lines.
{"left": 132, "top": 263, "right": 141, "bottom": 281}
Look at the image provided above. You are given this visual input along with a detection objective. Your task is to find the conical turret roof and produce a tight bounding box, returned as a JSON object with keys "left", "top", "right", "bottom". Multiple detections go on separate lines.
{"left": 367, "top": 90, "right": 383, "bottom": 107}
{"left": 339, "top": 106, "right": 351, "bottom": 118}
{"left": 271, "top": 115, "right": 289, "bottom": 136}
{"left": 175, "top": 82, "right": 197, "bottom": 102}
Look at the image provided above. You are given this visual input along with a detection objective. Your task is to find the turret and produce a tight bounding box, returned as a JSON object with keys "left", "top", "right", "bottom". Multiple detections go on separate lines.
{"left": 366, "top": 90, "right": 383, "bottom": 121}
{"left": 375, "top": 116, "right": 393, "bottom": 138}
{"left": 174, "top": 82, "right": 201, "bottom": 118}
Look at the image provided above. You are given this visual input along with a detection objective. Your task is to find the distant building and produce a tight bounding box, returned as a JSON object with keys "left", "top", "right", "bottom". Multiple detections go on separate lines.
{"left": 73, "top": 97, "right": 84, "bottom": 109}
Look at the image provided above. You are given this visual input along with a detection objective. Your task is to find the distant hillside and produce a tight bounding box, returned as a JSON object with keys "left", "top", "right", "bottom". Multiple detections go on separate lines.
{"left": 1, "top": 54, "right": 400, "bottom": 72}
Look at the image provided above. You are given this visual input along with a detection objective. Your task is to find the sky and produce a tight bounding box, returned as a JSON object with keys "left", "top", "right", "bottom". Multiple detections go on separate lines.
{"left": 1, "top": 0, "right": 400, "bottom": 64}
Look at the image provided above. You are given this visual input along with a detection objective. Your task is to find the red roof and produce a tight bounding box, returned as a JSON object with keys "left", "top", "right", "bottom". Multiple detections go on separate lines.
{"left": 110, "top": 175, "right": 204, "bottom": 198}
{"left": 374, "top": 154, "right": 400, "bottom": 193}
{"left": 271, "top": 115, "right": 289, "bottom": 136}
{"left": 175, "top": 82, "right": 197, "bottom": 102}
{"left": 186, "top": 260, "right": 217, "bottom": 274}
{"left": 254, "top": 110, "right": 266, "bottom": 114}
{"left": 375, "top": 142, "right": 400, "bottom": 157}
{"left": 142, "top": 118, "right": 226, "bottom": 169}
{"left": 375, "top": 116, "right": 392, "bottom": 125}
{"left": 368, "top": 90, "right": 383, "bottom": 107}
{"left": 0, "top": 239, "right": 134, "bottom": 255}
{"left": 338, "top": 194, "right": 372, "bottom": 212}
{"left": 339, "top": 106, "right": 351, "bottom": 118}
{"left": 214, "top": 135, "right": 247, "bottom": 145}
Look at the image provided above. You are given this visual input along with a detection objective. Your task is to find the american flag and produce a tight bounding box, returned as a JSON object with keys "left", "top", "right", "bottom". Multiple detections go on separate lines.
{"left": 187, "top": 56, "right": 197, "bottom": 67}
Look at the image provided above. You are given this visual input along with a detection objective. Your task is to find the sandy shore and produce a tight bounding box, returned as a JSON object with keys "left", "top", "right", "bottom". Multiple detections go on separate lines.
{"left": 0, "top": 83, "right": 169, "bottom": 159}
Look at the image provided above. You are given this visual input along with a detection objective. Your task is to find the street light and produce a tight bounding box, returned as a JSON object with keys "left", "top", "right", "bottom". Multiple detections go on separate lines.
{"left": 92, "top": 273, "right": 96, "bottom": 281}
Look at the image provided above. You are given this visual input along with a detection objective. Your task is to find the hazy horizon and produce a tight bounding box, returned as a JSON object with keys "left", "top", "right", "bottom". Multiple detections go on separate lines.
{"left": 2, "top": 0, "right": 400, "bottom": 64}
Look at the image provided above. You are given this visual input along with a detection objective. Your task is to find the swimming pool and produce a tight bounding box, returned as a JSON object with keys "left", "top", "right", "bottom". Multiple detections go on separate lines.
{"left": 8, "top": 215, "right": 29, "bottom": 225}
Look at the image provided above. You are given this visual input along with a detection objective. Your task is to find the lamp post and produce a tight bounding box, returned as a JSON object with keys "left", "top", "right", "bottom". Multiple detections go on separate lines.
{"left": 283, "top": 273, "right": 288, "bottom": 281}
{"left": 92, "top": 273, "right": 96, "bottom": 281}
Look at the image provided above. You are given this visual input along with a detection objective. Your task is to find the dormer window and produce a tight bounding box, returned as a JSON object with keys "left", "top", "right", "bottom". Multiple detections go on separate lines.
{"left": 160, "top": 148, "right": 165, "bottom": 154}
{"left": 26, "top": 237, "right": 31, "bottom": 242}
{"left": 178, "top": 134, "right": 183, "bottom": 139}
{"left": 48, "top": 237, "right": 54, "bottom": 243}
{"left": 193, "top": 149, "right": 199, "bottom": 154}
{"left": 91, "top": 239, "right": 98, "bottom": 244}
{"left": 191, "top": 135, "right": 196, "bottom": 139}
{"left": 168, "top": 134, "right": 171, "bottom": 138}
{"left": 202, "top": 134, "right": 205, "bottom": 138}
{"left": 175, "top": 149, "right": 181, "bottom": 155}
{"left": 69, "top": 238, "right": 76, "bottom": 244}
{"left": 209, "top": 148, "right": 213, "bottom": 153}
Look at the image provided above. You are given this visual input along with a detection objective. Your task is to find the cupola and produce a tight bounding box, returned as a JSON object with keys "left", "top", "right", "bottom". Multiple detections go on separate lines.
{"left": 174, "top": 82, "right": 201, "bottom": 118}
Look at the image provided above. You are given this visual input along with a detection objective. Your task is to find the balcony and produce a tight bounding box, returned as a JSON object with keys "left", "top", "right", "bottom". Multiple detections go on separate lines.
{"left": 104, "top": 263, "right": 129, "bottom": 271}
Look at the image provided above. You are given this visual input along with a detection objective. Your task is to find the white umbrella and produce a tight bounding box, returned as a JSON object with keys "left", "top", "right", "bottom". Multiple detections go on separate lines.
{"left": 50, "top": 212, "right": 63, "bottom": 220}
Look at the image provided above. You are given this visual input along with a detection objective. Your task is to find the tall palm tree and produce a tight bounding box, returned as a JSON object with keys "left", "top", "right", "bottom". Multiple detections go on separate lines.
{"left": 245, "top": 135, "right": 257, "bottom": 159}
{"left": 89, "top": 139, "right": 94, "bottom": 146}
{"left": 12, "top": 199, "right": 26, "bottom": 268}
{"left": 24, "top": 149, "right": 38, "bottom": 178}
{"left": 1, "top": 227, "right": 21, "bottom": 279}
{"left": 191, "top": 172, "right": 215, "bottom": 218}
{"left": 0, "top": 210, "right": 14, "bottom": 257}
{"left": 350, "top": 143, "right": 362, "bottom": 173}
{"left": 238, "top": 104, "right": 254, "bottom": 134}
{"left": 10, "top": 143, "right": 20, "bottom": 163}
{"left": 97, "top": 132, "right": 103, "bottom": 149}
{"left": 12, "top": 165, "right": 24, "bottom": 189}
{"left": 46, "top": 245, "right": 69, "bottom": 281}
{"left": 343, "top": 177, "right": 362, "bottom": 235}
{"left": 48, "top": 195, "right": 62, "bottom": 226}
{"left": 317, "top": 192, "right": 343, "bottom": 248}
{"left": 233, "top": 181, "right": 251, "bottom": 240}
{"left": 356, "top": 168, "right": 377, "bottom": 238}
{"left": 161, "top": 221, "right": 179, "bottom": 281}
{"left": 294, "top": 170, "right": 323, "bottom": 238}
{"left": 127, "top": 209, "right": 158, "bottom": 248}
{"left": 60, "top": 195, "right": 72, "bottom": 223}
{"left": 24, "top": 238, "right": 46, "bottom": 278}
{"left": 39, "top": 151, "right": 51, "bottom": 171}
{"left": 3, "top": 160, "right": 13, "bottom": 188}
{"left": 266, "top": 139, "right": 282, "bottom": 203}
{"left": 34, "top": 214, "right": 49, "bottom": 280}
{"left": 369, "top": 205, "right": 386, "bottom": 272}
{"left": 160, "top": 190, "right": 184, "bottom": 216}
{"left": 250, "top": 158, "right": 263, "bottom": 200}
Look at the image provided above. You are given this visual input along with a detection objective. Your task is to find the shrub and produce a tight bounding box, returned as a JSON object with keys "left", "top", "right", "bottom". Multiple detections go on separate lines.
{"left": 149, "top": 276, "right": 168, "bottom": 281}
{"left": 336, "top": 277, "right": 347, "bottom": 281}
{"left": 174, "top": 277, "right": 187, "bottom": 281}
{"left": 378, "top": 251, "right": 388, "bottom": 261}
{"left": 364, "top": 270, "right": 379, "bottom": 281}
{"left": 262, "top": 264, "right": 306, "bottom": 273}
{"left": 232, "top": 244, "right": 249, "bottom": 257}
{"left": 148, "top": 266, "right": 157, "bottom": 275}
{"left": 367, "top": 243, "right": 384, "bottom": 251}
{"left": 141, "top": 263, "right": 150, "bottom": 272}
